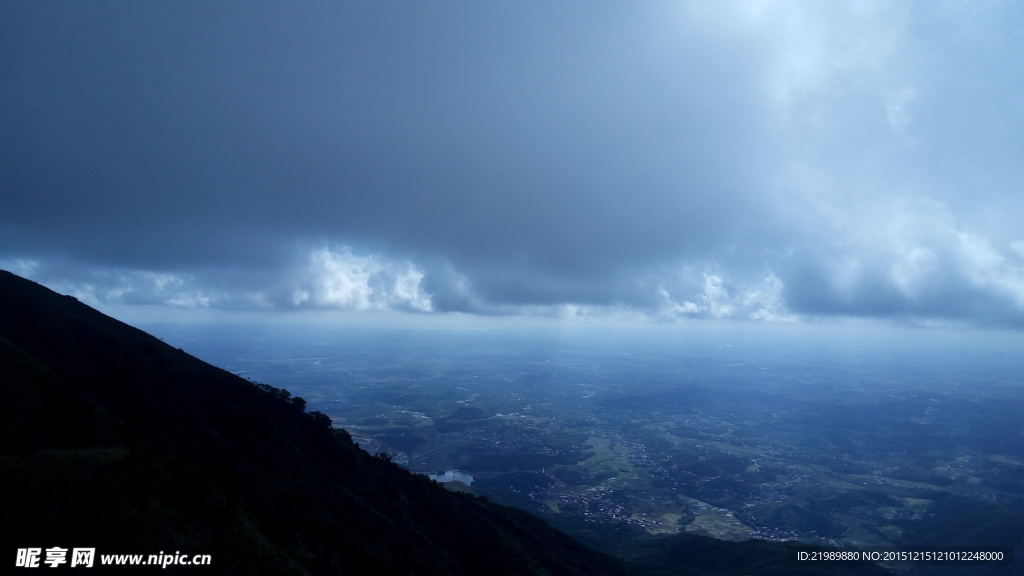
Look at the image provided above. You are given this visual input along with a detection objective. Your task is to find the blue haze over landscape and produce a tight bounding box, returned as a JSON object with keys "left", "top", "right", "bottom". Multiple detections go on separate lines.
{"left": 2, "top": 1, "right": 1022, "bottom": 562}
{"left": 146, "top": 321, "right": 1022, "bottom": 550}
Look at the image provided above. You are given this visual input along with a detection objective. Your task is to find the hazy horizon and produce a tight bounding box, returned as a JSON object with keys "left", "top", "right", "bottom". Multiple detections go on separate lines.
{"left": 135, "top": 318, "right": 1023, "bottom": 554}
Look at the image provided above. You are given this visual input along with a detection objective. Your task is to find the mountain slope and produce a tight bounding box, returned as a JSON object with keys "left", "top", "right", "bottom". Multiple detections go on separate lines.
{"left": 0, "top": 270, "right": 893, "bottom": 576}
{"left": 0, "top": 270, "right": 633, "bottom": 575}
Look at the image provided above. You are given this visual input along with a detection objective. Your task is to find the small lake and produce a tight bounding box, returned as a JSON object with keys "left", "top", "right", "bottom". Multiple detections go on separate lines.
{"left": 427, "top": 470, "right": 474, "bottom": 485}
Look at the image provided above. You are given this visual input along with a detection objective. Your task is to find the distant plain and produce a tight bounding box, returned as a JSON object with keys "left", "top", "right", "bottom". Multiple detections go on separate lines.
{"left": 148, "top": 322, "right": 1023, "bottom": 552}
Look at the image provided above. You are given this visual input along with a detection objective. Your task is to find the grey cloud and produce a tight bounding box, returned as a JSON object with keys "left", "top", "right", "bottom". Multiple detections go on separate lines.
{"left": 2, "top": 1, "right": 1022, "bottom": 328}
{"left": 1, "top": 3, "right": 773, "bottom": 265}
{"left": 777, "top": 199, "right": 1024, "bottom": 327}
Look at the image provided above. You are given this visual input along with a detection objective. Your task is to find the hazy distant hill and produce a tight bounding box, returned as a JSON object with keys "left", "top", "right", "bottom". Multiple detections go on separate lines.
{"left": 0, "top": 270, "right": 891, "bottom": 575}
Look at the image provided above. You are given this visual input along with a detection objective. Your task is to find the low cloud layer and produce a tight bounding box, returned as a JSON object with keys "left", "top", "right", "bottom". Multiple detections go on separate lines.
{"left": 292, "top": 248, "right": 432, "bottom": 313}
{"left": 2, "top": 1, "right": 1022, "bottom": 328}
{"left": 778, "top": 198, "right": 1024, "bottom": 327}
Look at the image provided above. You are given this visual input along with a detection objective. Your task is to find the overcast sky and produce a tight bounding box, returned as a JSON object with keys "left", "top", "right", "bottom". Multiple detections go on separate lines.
{"left": 3, "top": 1, "right": 1022, "bottom": 329}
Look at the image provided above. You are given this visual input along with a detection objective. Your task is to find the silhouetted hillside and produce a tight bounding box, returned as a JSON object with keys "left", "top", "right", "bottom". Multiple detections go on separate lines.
{"left": 0, "top": 270, "right": 891, "bottom": 575}
{"left": 0, "top": 270, "right": 634, "bottom": 575}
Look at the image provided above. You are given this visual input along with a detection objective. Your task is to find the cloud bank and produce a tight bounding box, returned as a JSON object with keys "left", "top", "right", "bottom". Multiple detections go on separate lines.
{"left": 2, "top": 1, "right": 1022, "bottom": 328}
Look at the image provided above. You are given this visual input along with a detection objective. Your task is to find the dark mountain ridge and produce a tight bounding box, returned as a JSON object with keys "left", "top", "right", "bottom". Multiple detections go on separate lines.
{"left": 1, "top": 270, "right": 634, "bottom": 575}
{"left": 0, "top": 270, "right": 889, "bottom": 575}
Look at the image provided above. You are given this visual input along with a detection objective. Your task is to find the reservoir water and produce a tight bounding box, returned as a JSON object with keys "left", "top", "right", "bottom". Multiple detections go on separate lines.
{"left": 427, "top": 470, "right": 474, "bottom": 485}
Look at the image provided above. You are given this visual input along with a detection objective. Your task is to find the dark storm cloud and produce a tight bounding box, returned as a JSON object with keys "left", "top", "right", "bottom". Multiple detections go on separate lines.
{"left": 2, "top": 2, "right": 1023, "bottom": 327}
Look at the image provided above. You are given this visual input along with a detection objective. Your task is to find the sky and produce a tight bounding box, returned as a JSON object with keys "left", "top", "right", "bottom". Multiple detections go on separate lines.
{"left": 2, "top": 1, "right": 1023, "bottom": 330}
